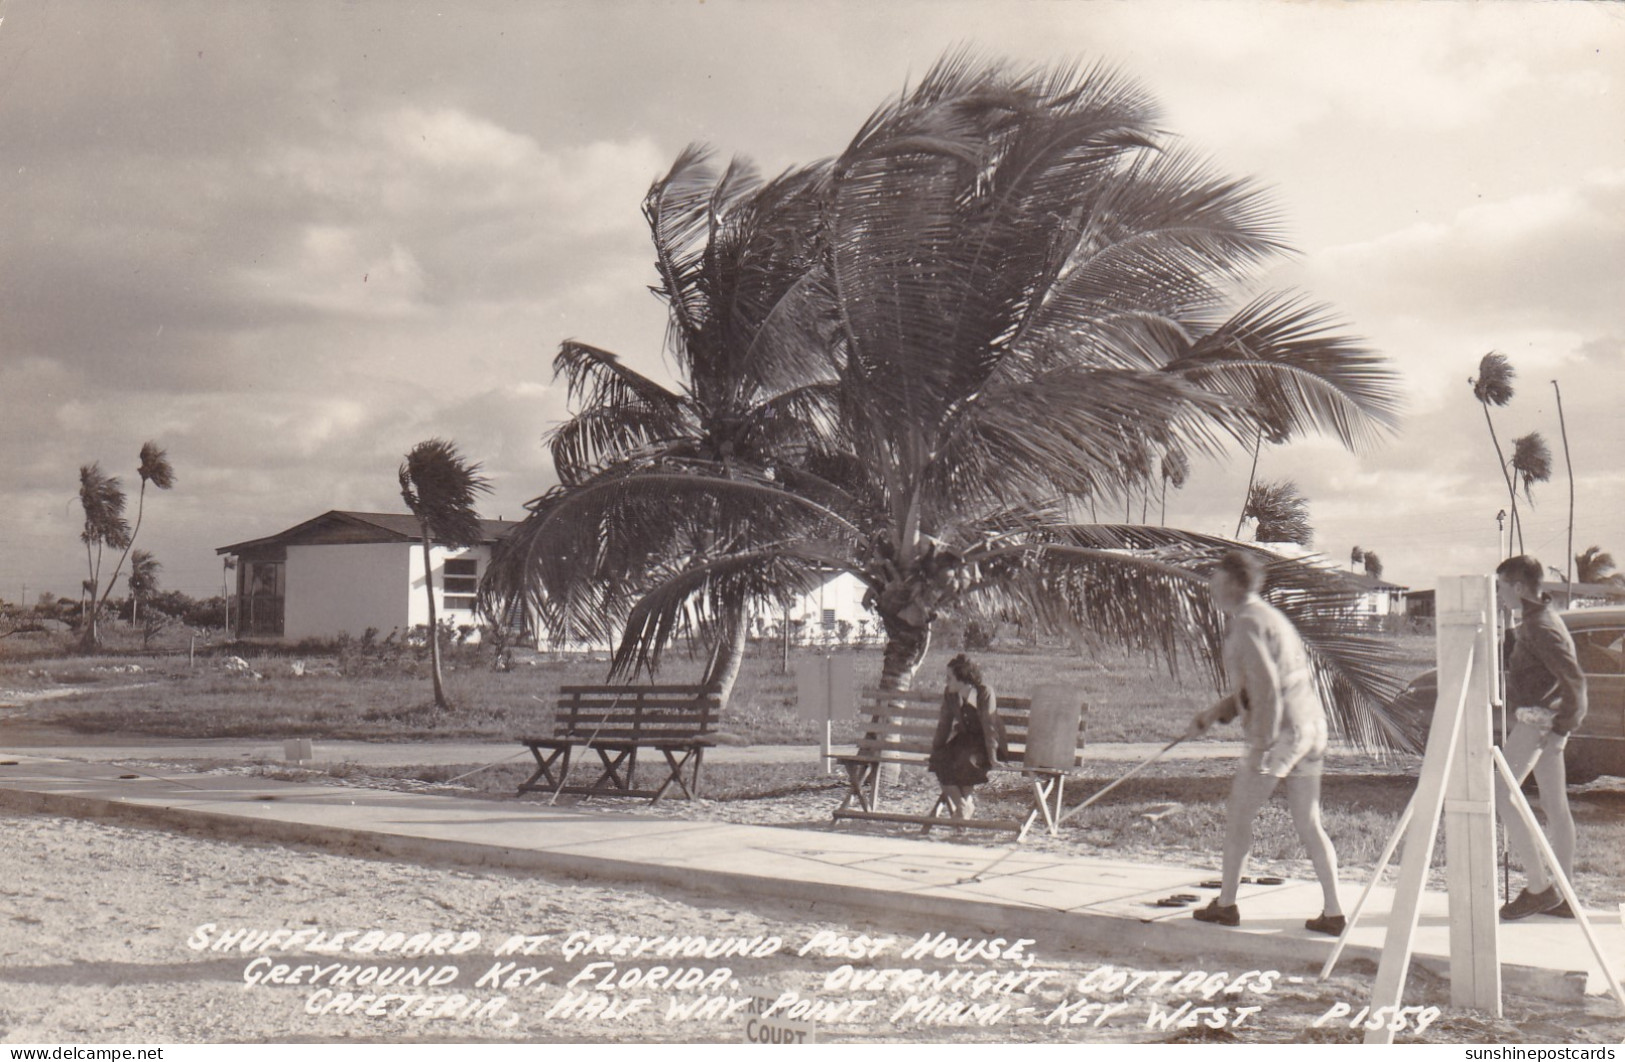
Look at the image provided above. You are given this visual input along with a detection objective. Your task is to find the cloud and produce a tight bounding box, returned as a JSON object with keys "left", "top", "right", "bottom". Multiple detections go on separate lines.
{"left": 1316, "top": 170, "right": 1625, "bottom": 336}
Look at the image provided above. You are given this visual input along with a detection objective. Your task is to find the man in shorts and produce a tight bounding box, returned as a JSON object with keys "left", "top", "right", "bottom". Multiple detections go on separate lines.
{"left": 1188, "top": 550, "right": 1345, "bottom": 935}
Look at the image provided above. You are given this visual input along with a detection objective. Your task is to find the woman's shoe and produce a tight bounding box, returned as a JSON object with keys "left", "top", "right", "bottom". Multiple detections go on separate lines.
{"left": 1192, "top": 899, "right": 1240, "bottom": 927}
{"left": 1305, "top": 913, "right": 1346, "bottom": 936}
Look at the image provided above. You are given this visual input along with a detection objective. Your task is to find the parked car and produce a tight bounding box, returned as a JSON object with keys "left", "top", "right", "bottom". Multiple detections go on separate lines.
{"left": 1389, "top": 606, "right": 1625, "bottom": 784}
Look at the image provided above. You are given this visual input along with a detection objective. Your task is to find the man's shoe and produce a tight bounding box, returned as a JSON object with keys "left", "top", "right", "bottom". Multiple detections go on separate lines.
{"left": 1193, "top": 899, "right": 1240, "bottom": 927}
{"left": 1546, "top": 898, "right": 1575, "bottom": 918}
{"left": 1499, "top": 886, "right": 1561, "bottom": 921}
{"left": 1305, "top": 913, "right": 1347, "bottom": 936}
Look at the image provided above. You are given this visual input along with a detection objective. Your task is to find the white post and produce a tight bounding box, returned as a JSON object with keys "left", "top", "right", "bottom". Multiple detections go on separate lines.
{"left": 1364, "top": 574, "right": 1500, "bottom": 1043}
{"left": 1442, "top": 576, "right": 1502, "bottom": 1011}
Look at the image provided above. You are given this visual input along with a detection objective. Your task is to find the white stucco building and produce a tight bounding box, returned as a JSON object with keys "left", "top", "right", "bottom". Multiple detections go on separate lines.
{"left": 760, "top": 569, "right": 880, "bottom": 645}
{"left": 216, "top": 510, "right": 519, "bottom": 642}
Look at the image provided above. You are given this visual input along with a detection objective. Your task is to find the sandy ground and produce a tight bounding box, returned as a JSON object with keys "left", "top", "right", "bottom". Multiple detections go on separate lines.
{"left": 3, "top": 795, "right": 1623, "bottom": 1045}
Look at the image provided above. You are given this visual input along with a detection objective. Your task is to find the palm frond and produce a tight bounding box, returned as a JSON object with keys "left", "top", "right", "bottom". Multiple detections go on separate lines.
{"left": 482, "top": 468, "right": 864, "bottom": 646}
{"left": 609, "top": 547, "right": 866, "bottom": 679}
{"left": 78, "top": 464, "right": 131, "bottom": 549}
{"left": 398, "top": 439, "right": 492, "bottom": 548}
{"left": 925, "top": 367, "right": 1235, "bottom": 519}
{"left": 644, "top": 145, "right": 724, "bottom": 342}
{"left": 553, "top": 340, "right": 685, "bottom": 416}
{"left": 1243, "top": 479, "right": 1313, "bottom": 546}
{"left": 547, "top": 401, "right": 695, "bottom": 485}
{"left": 1510, "top": 432, "right": 1552, "bottom": 500}
{"left": 137, "top": 442, "right": 176, "bottom": 489}
{"left": 1160, "top": 292, "right": 1402, "bottom": 451}
{"left": 1472, "top": 351, "right": 1515, "bottom": 407}
{"left": 962, "top": 527, "right": 1411, "bottom": 752}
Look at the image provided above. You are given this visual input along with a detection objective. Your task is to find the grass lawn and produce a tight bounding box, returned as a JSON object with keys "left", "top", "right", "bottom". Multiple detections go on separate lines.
{"left": 7, "top": 629, "right": 1620, "bottom": 910}
{"left": 0, "top": 632, "right": 1438, "bottom": 745}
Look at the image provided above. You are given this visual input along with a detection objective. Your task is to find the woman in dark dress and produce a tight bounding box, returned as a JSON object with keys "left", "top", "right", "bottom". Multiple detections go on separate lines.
{"left": 929, "top": 654, "right": 1001, "bottom": 819}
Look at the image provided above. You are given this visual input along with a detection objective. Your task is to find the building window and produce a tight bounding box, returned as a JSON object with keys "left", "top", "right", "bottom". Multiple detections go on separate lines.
{"left": 443, "top": 558, "right": 478, "bottom": 611}
{"left": 822, "top": 608, "right": 837, "bottom": 629}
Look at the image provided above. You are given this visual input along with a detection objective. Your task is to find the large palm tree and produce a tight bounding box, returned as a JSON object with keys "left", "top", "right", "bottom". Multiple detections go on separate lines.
{"left": 399, "top": 438, "right": 492, "bottom": 710}
{"left": 1471, "top": 352, "right": 1519, "bottom": 558}
{"left": 485, "top": 148, "right": 837, "bottom": 707}
{"left": 1507, "top": 431, "right": 1552, "bottom": 555}
{"left": 76, "top": 463, "right": 130, "bottom": 651}
{"left": 493, "top": 56, "right": 1409, "bottom": 752}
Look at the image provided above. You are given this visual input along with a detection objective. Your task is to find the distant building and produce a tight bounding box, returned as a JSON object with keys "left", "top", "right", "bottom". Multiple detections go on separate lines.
{"left": 1249, "top": 541, "right": 1409, "bottom": 624}
{"left": 1327, "top": 568, "right": 1410, "bottom": 622}
{"left": 769, "top": 569, "right": 878, "bottom": 645}
{"left": 216, "top": 510, "right": 519, "bottom": 642}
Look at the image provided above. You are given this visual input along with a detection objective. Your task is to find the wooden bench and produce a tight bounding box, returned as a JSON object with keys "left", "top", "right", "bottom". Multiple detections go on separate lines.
{"left": 832, "top": 687, "right": 1088, "bottom": 841}
{"left": 518, "top": 685, "right": 720, "bottom": 804}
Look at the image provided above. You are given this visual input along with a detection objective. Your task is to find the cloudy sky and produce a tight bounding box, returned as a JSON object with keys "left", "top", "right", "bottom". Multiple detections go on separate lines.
{"left": 2, "top": 0, "right": 1622, "bottom": 606}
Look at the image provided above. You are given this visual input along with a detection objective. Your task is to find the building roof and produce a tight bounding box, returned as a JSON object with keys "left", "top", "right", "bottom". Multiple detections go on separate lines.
{"left": 1327, "top": 569, "right": 1409, "bottom": 593}
{"left": 217, "top": 510, "right": 523, "bottom": 555}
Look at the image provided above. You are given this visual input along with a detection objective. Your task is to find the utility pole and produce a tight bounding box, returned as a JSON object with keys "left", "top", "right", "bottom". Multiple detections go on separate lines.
{"left": 1553, "top": 380, "right": 1575, "bottom": 588}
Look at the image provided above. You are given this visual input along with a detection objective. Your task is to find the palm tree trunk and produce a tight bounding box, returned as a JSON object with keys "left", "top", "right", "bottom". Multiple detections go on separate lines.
{"left": 97, "top": 480, "right": 147, "bottom": 619}
{"left": 701, "top": 605, "right": 749, "bottom": 709}
{"left": 1509, "top": 488, "right": 1524, "bottom": 555}
{"left": 1160, "top": 479, "right": 1168, "bottom": 526}
{"left": 1553, "top": 380, "right": 1575, "bottom": 586}
{"left": 1235, "top": 429, "right": 1263, "bottom": 539}
{"left": 1480, "top": 403, "right": 1518, "bottom": 558}
{"left": 80, "top": 541, "right": 99, "bottom": 652}
{"left": 875, "top": 613, "right": 933, "bottom": 786}
{"left": 419, "top": 529, "right": 449, "bottom": 710}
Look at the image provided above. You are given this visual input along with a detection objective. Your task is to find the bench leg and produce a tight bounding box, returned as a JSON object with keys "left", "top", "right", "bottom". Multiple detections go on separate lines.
{"left": 837, "top": 761, "right": 879, "bottom": 815}
{"left": 651, "top": 747, "right": 702, "bottom": 805}
{"left": 584, "top": 747, "right": 635, "bottom": 797}
{"left": 519, "top": 745, "right": 570, "bottom": 795}
{"left": 1028, "top": 774, "right": 1064, "bottom": 837}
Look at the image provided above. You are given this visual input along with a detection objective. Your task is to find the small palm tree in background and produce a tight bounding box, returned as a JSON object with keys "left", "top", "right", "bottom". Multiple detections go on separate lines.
{"left": 1362, "top": 550, "right": 1384, "bottom": 581}
{"left": 92, "top": 442, "right": 177, "bottom": 640}
{"left": 77, "top": 463, "right": 130, "bottom": 651}
{"left": 1242, "top": 479, "right": 1314, "bottom": 546}
{"left": 1576, "top": 546, "right": 1625, "bottom": 587}
{"left": 1349, "top": 545, "right": 1364, "bottom": 572}
{"left": 399, "top": 438, "right": 492, "bottom": 710}
{"left": 127, "top": 549, "right": 161, "bottom": 624}
{"left": 1470, "top": 352, "right": 1519, "bottom": 558}
{"left": 1507, "top": 432, "right": 1552, "bottom": 555}
{"left": 1159, "top": 448, "right": 1189, "bottom": 526}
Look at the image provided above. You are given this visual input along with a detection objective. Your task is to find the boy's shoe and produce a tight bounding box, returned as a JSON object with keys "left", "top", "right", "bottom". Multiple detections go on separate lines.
{"left": 1546, "top": 898, "right": 1575, "bottom": 918}
{"left": 1192, "top": 899, "right": 1240, "bottom": 927}
{"left": 1305, "top": 913, "right": 1346, "bottom": 936}
{"left": 1499, "top": 886, "right": 1561, "bottom": 921}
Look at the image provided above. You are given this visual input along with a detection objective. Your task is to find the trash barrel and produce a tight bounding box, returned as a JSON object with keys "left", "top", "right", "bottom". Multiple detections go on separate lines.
{"left": 1024, "top": 684, "right": 1084, "bottom": 770}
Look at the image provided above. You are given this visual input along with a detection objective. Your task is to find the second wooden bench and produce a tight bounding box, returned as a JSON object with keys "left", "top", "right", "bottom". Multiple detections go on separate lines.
{"left": 518, "top": 684, "right": 720, "bottom": 804}
{"left": 832, "top": 687, "right": 1088, "bottom": 841}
